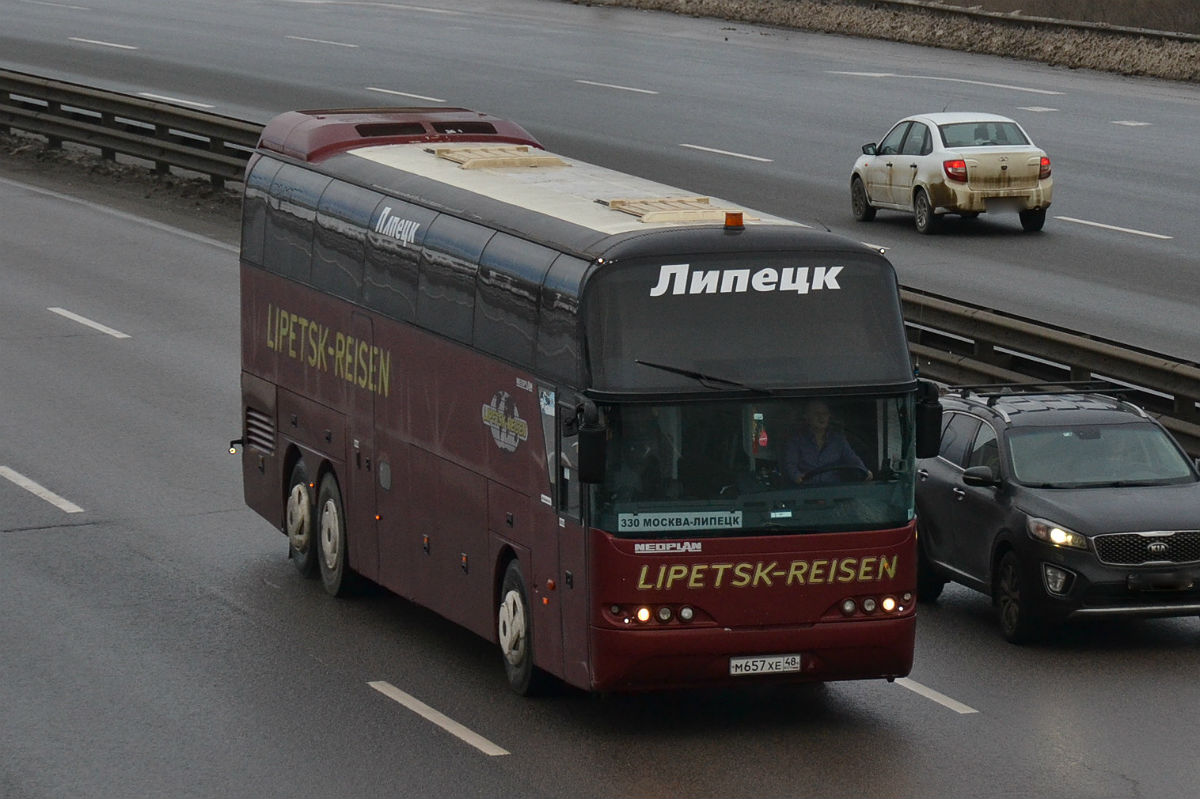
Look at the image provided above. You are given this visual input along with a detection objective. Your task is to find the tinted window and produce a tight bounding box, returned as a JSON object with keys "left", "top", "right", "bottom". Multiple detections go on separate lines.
{"left": 265, "top": 163, "right": 330, "bottom": 282}
{"left": 241, "top": 156, "right": 282, "bottom": 267}
{"left": 312, "top": 181, "right": 377, "bottom": 301}
{"left": 966, "top": 423, "right": 1000, "bottom": 472}
{"left": 363, "top": 198, "right": 437, "bottom": 323}
{"left": 538, "top": 254, "right": 588, "bottom": 387}
{"left": 583, "top": 253, "right": 912, "bottom": 394}
{"left": 938, "top": 412, "right": 980, "bottom": 468}
{"left": 474, "top": 233, "right": 557, "bottom": 366}
{"left": 417, "top": 215, "right": 493, "bottom": 343}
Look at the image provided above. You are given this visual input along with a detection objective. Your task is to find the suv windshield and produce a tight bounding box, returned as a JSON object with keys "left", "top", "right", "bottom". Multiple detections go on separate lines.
{"left": 1007, "top": 422, "right": 1197, "bottom": 487}
{"left": 589, "top": 395, "right": 916, "bottom": 537}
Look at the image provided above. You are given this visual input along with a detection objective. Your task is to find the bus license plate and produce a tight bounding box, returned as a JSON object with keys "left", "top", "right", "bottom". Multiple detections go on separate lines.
{"left": 729, "top": 654, "right": 803, "bottom": 676}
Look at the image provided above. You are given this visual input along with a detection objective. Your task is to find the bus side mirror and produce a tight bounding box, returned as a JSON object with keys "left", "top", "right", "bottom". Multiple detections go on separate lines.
{"left": 915, "top": 380, "right": 942, "bottom": 459}
{"left": 575, "top": 400, "right": 607, "bottom": 484}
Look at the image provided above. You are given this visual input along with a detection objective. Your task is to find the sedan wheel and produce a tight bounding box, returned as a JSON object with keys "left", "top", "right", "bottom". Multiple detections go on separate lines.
{"left": 851, "top": 176, "right": 876, "bottom": 221}
{"left": 913, "top": 189, "right": 941, "bottom": 234}
{"left": 1019, "top": 208, "right": 1046, "bottom": 232}
{"left": 995, "top": 551, "right": 1042, "bottom": 643}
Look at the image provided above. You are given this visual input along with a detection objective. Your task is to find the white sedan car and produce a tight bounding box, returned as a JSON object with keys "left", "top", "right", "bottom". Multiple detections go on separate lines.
{"left": 850, "top": 112, "right": 1052, "bottom": 233}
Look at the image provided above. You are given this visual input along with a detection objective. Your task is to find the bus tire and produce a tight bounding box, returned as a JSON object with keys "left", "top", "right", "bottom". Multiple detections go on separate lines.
{"left": 498, "top": 560, "right": 545, "bottom": 696}
{"left": 285, "top": 460, "right": 318, "bottom": 577}
{"left": 316, "top": 473, "right": 353, "bottom": 597}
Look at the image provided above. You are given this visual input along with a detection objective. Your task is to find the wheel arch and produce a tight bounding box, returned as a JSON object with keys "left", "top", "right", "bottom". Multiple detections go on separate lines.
{"left": 281, "top": 444, "right": 307, "bottom": 524}
{"left": 988, "top": 534, "right": 1020, "bottom": 599}
{"left": 493, "top": 545, "right": 519, "bottom": 611}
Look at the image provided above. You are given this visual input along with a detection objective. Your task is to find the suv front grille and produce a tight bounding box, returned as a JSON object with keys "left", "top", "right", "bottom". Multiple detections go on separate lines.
{"left": 1093, "top": 531, "right": 1200, "bottom": 566}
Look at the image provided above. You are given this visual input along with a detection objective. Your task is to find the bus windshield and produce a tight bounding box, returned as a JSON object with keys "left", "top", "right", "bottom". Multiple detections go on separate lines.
{"left": 590, "top": 395, "right": 916, "bottom": 537}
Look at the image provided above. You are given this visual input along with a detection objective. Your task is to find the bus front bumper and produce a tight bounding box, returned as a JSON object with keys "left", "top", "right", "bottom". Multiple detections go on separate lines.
{"left": 587, "top": 616, "right": 915, "bottom": 692}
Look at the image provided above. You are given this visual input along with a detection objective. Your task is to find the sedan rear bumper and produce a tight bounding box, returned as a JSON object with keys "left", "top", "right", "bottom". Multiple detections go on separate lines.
{"left": 929, "top": 181, "right": 1053, "bottom": 214}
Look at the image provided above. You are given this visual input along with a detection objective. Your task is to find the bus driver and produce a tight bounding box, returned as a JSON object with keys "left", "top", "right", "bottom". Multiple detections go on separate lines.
{"left": 782, "top": 400, "right": 872, "bottom": 485}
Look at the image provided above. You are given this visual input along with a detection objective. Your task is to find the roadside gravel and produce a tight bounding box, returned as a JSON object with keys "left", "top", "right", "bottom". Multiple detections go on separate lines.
{"left": 576, "top": 0, "right": 1200, "bottom": 82}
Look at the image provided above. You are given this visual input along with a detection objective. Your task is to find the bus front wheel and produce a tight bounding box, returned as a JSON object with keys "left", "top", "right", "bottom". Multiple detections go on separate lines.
{"left": 498, "top": 560, "right": 545, "bottom": 696}
{"left": 285, "top": 460, "right": 317, "bottom": 577}
{"left": 317, "top": 473, "right": 353, "bottom": 597}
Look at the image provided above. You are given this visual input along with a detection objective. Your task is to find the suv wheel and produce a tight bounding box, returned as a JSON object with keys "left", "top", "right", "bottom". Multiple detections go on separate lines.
{"left": 995, "top": 550, "right": 1043, "bottom": 643}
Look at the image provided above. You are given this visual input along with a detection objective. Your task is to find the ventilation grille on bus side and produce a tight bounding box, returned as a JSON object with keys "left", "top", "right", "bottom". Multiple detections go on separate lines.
{"left": 244, "top": 407, "right": 276, "bottom": 454}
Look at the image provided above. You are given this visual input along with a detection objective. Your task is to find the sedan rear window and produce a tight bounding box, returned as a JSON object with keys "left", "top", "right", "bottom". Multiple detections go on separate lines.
{"left": 1007, "top": 423, "right": 1196, "bottom": 487}
{"left": 940, "top": 121, "right": 1030, "bottom": 148}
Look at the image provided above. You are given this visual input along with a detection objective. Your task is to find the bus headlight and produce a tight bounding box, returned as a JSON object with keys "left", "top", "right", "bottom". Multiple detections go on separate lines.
{"left": 635, "top": 607, "right": 652, "bottom": 623}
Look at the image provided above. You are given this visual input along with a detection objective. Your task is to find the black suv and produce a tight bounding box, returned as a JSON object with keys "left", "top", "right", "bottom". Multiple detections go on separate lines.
{"left": 916, "top": 383, "right": 1200, "bottom": 642}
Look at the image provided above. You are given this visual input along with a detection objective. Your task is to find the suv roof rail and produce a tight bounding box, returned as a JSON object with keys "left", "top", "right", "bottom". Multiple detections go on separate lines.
{"left": 942, "top": 380, "right": 1135, "bottom": 406}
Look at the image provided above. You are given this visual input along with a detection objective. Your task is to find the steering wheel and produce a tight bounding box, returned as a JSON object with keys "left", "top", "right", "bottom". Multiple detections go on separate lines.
{"left": 800, "top": 464, "right": 871, "bottom": 483}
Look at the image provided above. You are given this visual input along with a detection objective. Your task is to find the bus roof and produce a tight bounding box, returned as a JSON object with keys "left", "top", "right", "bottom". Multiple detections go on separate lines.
{"left": 257, "top": 107, "right": 545, "bottom": 163}
{"left": 343, "top": 141, "right": 802, "bottom": 238}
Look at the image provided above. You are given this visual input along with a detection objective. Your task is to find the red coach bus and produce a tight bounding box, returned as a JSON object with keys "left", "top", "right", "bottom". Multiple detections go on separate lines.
{"left": 234, "top": 108, "right": 941, "bottom": 694}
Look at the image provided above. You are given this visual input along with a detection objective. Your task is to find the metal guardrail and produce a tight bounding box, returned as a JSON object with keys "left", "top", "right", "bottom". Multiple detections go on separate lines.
{"left": 3, "top": 68, "right": 1198, "bottom": 454}
{"left": 904, "top": 289, "right": 1200, "bottom": 455}
{"left": 0, "top": 69, "right": 260, "bottom": 187}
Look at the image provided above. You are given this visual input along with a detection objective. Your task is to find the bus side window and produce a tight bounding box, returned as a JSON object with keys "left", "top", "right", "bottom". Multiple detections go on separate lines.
{"left": 265, "top": 163, "right": 330, "bottom": 284}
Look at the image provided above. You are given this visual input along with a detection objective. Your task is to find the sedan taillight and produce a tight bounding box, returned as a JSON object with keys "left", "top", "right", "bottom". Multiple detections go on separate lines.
{"left": 943, "top": 159, "right": 968, "bottom": 182}
{"left": 1039, "top": 155, "right": 1052, "bottom": 180}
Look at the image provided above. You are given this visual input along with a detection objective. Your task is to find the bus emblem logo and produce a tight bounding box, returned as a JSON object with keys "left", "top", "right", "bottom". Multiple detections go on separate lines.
{"left": 482, "top": 391, "right": 529, "bottom": 452}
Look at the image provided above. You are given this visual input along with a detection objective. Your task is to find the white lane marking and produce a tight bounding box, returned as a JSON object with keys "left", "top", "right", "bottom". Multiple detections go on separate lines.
{"left": 574, "top": 79, "right": 658, "bottom": 95}
{"left": 0, "top": 176, "right": 236, "bottom": 252}
{"left": 368, "top": 681, "right": 510, "bottom": 756}
{"left": 679, "top": 143, "right": 773, "bottom": 163}
{"left": 22, "top": 0, "right": 91, "bottom": 9}
{"left": 1056, "top": 216, "right": 1173, "bottom": 240}
{"left": 68, "top": 36, "right": 137, "bottom": 49}
{"left": 286, "top": 35, "right": 359, "bottom": 48}
{"left": 277, "top": 0, "right": 463, "bottom": 14}
{"left": 47, "top": 307, "right": 131, "bottom": 338}
{"left": 366, "top": 86, "right": 445, "bottom": 103}
{"left": 896, "top": 678, "right": 978, "bottom": 714}
{"left": 0, "top": 466, "right": 85, "bottom": 514}
{"left": 829, "top": 71, "right": 1063, "bottom": 95}
{"left": 1112, "top": 120, "right": 1152, "bottom": 127}
{"left": 137, "top": 93, "right": 215, "bottom": 109}
{"left": 1018, "top": 106, "right": 1058, "bottom": 112}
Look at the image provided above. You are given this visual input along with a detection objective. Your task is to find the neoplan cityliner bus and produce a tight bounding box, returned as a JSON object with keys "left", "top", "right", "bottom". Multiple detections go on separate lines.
{"left": 234, "top": 108, "right": 942, "bottom": 694}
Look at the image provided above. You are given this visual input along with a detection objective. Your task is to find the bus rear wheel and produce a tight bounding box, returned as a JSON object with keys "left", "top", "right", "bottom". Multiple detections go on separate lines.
{"left": 497, "top": 560, "right": 545, "bottom": 696}
{"left": 285, "top": 461, "right": 317, "bottom": 577}
{"left": 316, "top": 473, "right": 353, "bottom": 597}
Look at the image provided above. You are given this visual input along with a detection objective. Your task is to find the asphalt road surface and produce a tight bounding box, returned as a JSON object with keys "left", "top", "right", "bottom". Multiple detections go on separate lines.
{"left": 2, "top": 1, "right": 1199, "bottom": 797}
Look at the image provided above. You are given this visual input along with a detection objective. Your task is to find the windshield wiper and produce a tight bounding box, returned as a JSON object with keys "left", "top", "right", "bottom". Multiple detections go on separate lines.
{"left": 635, "top": 359, "right": 772, "bottom": 394}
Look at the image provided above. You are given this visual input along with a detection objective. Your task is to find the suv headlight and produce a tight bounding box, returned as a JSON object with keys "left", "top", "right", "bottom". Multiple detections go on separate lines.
{"left": 1027, "top": 517, "right": 1088, "bottom": 550}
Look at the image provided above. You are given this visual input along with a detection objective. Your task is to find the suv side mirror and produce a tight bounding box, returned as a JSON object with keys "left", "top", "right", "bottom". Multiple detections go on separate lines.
{"left": 575, "top": 401, "right": 607, "bottom": 484}
{"left": 962, "top": 465, "right": 999, "bottom": 486}
{"left": 915, "top": 380, "right": 943, "bottom": 459}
